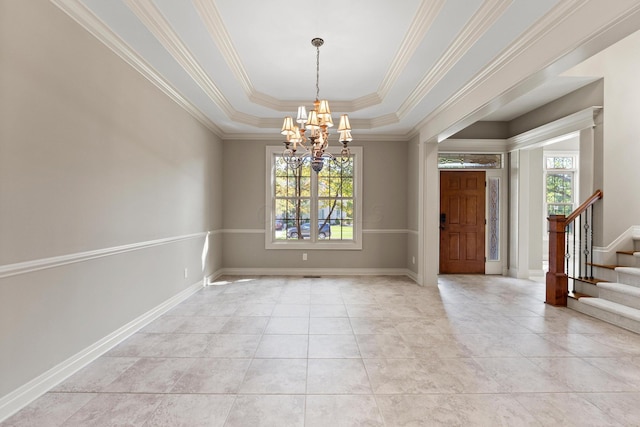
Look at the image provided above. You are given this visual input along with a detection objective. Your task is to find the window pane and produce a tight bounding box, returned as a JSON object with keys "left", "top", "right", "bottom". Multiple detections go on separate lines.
{"left": 438, "top": 153, "right": 502, "bottom": 169}
{"left": 284, "top": 200, "right": 311, "bottom": 240}
{"left": 546, "top": 173, "right": 572, "bottom": 204}
{"left": 546, "top": 156, "right": 574, "bottom": 169}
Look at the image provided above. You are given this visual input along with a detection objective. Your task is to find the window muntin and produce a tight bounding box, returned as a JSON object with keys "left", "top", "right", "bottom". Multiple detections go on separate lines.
{"left": 544, "top": 154, "right": 576, "bottom": 217}
{"left": 266, "top": 146, "right": 362, "bottom": 250}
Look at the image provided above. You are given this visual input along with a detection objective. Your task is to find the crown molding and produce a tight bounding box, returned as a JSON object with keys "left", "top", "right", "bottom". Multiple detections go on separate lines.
{"left": 442, "top": 0, "right": 586, "bottom": 119}
{"left": 415, "top": 0, "right": 589, "bottom": 138}
{"left": 124, "top": 0, "right": 265, "bottom": 128}
{"left": 50, "top": 0, "right": 224, "bottom": 137}
{"left": 507, "top": 106, "right": 601, "bottom": 151}
{"left": 398, "top": 0, "right": 512, "bottom": 119}
{"left": 193, "top": 0, "right": 445, "bottom": 114}
{"left": 377, "top": 0, "right": 446, "bottom": 99}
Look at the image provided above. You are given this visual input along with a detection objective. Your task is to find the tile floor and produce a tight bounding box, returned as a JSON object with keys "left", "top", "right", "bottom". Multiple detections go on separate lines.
{"left": 4, "top": 274, "right": 640, "bottom": 426}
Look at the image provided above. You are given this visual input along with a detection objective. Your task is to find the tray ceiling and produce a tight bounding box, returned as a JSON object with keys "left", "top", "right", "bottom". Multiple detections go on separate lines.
{"left": 52, "top": 0, "right": 640, "bottom": 140}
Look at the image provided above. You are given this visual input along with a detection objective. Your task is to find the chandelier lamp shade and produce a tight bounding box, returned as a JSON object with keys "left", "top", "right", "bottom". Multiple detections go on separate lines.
{"left": 280, "top": 38, "right": 353, "bottom": 173}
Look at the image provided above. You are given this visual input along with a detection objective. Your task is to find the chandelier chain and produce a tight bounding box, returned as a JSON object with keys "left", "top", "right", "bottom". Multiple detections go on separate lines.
{"left": 315, "top": 45, "right": 320, "bottom": 100}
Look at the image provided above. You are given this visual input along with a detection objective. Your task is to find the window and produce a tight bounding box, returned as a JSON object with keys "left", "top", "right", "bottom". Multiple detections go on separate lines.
{"left": 544, "top": 155, "right": 576, "bottom": 216}
{"left": 265, "top": 146, "right": 362, "bottom": 250}
{"left": 438, "top": 153, "right": 502, "bottom": 169}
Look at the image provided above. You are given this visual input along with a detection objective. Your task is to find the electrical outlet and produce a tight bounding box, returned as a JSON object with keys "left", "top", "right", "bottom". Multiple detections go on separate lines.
{"left": 184, "top": 268, "right": 188, "bottom": 279}
{"left": 412, "top": 256, "right": 415, "bottom": 265}
{"left": 302, "top": 253, "right": 308, "bottom": 261}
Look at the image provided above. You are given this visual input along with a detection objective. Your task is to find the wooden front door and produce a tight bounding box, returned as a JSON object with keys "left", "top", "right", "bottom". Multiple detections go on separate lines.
{"left": 439, "top": 171, "right": 486, "bottom": 274}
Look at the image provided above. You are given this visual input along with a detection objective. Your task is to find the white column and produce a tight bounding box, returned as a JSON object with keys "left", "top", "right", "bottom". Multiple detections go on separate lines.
{"left": 419, "top": 139, "right": 439, "bottom": 285}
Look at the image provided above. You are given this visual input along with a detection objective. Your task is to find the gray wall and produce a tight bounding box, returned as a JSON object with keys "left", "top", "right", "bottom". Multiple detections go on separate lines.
{"left": 0, "top": 1, "right": 222, "bottom": 399}
{"left": 508, "top": 80, "right": 604, "bottom": 137}
{"left": 222, "top": 139, "right": 408, "bottom": 270}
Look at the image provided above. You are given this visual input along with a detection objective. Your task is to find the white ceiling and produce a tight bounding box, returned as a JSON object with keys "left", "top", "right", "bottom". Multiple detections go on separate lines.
{"left": 52, "top": 0, "right": 640, "bottom": 140}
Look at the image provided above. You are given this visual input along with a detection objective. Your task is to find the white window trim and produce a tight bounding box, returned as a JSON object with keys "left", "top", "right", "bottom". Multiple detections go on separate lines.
{"left": 543, "top": 152, "right": 578, "bottom": 217}
{"left": 265, "top": 145, "right": 363, "bottom": 250}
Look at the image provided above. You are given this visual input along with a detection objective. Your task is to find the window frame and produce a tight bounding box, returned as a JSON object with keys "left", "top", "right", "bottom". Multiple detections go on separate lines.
{"left": 543, "top": 152, "right": 578, "bottom": 218}
{"left": 265, "top": 145, "right": 363, "bottom": 250}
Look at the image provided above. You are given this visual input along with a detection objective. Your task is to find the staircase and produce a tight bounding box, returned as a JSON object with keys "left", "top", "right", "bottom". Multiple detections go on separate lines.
{"left": 568, "top": 237, "right": 640, "bottom": 333}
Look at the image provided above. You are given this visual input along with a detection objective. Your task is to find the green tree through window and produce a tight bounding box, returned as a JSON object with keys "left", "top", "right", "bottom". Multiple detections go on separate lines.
{"left": 267, "top": 146, "right": 362, "bottom": 249}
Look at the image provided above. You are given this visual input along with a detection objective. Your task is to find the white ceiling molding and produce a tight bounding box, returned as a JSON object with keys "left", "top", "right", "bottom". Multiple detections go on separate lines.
{"left": 416, "top": 0, "right": 588, "bottom": 141}
{"left": 123, "top": 0, "right": 268, "bottom": 127}
{"left": 194, "top": 0, "right": 445, "bottom": 114}
{"left": 398, "top": 0, "right": 512, "bottom": 119}
{"left": 193, "top": 0, "right": 281, "bottom": 112}
{"left": 376, "top": 0, "right": 447, "bottom": 100}
{"left": 507, "top": 107, "right": 602, "bottom": 151}
{"left": 50, "top": 0, "right": 224, "bottom": 136}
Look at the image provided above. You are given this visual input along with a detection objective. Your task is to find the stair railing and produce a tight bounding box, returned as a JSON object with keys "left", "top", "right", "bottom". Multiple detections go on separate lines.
{"left": 546, "top": 189, "right": 603, "bottom": 306}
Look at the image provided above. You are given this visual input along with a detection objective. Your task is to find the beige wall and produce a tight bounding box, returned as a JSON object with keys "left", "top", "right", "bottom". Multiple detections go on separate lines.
{"left": 222, "top": 139, "right": 408, "bottom": 271}
{"left": 564, "top": 30, "right": 640, "bottom": 244}
{"left": 0, "top": 0, "right": 222, "bottom": 400}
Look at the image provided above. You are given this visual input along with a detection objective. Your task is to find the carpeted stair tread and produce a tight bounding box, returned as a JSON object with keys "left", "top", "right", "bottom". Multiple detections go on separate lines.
{"left": 580, "top": 298, "right": 640, "bottom": 322}
{"left": 597, "top": 282, "right": 640, "bottom": 297}
{"left": 615, "top": 266, "right": 640, "bottom": 276}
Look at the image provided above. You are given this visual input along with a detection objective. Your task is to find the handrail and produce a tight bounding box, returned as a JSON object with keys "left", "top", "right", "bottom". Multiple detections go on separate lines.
{"left": 565, "top": 189, "right": 603, "bottom": 224}
{"left": 546, "top": 189, "right": 603, "bottom": 307}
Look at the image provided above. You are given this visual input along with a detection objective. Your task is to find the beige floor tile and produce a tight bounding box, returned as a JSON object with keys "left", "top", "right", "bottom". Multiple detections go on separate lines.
{"left": 356, "top": 334, "right": 415, "bottom": 358}
{"left": 224, "top": 395, "right": 305, "bottom": 427}
{"left": 239, "top": 359, "right": 307, "bottom": 394}
{"left": 63, "top": 393, "right": 162, "bottom": 427}
{"left": 309, "top": 317, "right": 353, "bottom": 334}
{"left": 310, "top": 304, "right": 348, "bottom": 317}
{"left": 264, "top": 317, "right": 309, "bottom": 334}
{"left": 271, "top": 304, "right": 310, "bottom": 317}
{"left": 10, "top": 275, "right": 640, "bottom": 426}
{"left": 170, "top": 358, "right": 251, "bottom": 393}
{"left": 53, "top": 356, "right": 138, "bottom": 392}
{"left": 255, "top": 335, "right": 308, "bottom": 358}
{"left": 307, "top": 359, "right": 372, "bottom": 394}
{"left": 349, "top": 317, "right": 399, "bottom": 335}
{"left": 219, "top": 316, "right": 268, "bottom": 334}
{"left": 514, "top": 392, "right": 623, "bottom": 426}
{"left": 202, "top": 334, "right": 261, "bottom": 358}
{"left": 305, "top": 395, "right": 384, "bottom": 427}
{"left": 2, "top": 393, "right": 96, "bottom": 427}
{"left": 143, "top": 394, "right": 235, "bottom": 427}
{"left": 104, "top": 358, "right": 195, "bottom": 393}
{"left": 308, "top": 334, "right": 360, "bottom": 358}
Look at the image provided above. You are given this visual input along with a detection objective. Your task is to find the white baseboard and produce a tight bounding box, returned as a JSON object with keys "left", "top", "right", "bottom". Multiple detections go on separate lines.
{"left": 593, "top": 225, "right": 640, "bottom": 265}
{"left": 216, "top": 267, "right": 415, "bottom": 279}
{"left": 0, "top": 280, "right": 205, "bottom": 423}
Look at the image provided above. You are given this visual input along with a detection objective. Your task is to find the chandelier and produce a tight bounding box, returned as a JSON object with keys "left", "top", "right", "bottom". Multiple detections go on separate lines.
{"left": 280, "top": 38, "right": 353, "bottom": 173}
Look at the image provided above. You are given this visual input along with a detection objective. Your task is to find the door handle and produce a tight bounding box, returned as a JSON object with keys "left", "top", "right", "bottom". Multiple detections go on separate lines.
{"left": 440, "top": 213, "right": 446, "bottom": 230}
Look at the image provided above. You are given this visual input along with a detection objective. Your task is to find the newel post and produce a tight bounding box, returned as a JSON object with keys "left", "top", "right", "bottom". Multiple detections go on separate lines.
{"left": 546, "top": 215, "right": 568, "bottom": 306}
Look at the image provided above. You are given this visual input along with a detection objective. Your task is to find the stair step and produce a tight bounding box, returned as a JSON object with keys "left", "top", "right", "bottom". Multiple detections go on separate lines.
{"left": 588, "top": 262, "right": 617, "bottom": 270}
{"left": 617, "top": 250, "right": 636, "bottom": 256}
{"left": 576, "top": 298, "right": 640, "bottom": 334}
{"left": 615, "top": 267, "right": 640, "bottom": 287}
{"left": 597, "top": 282, "right": 640, "bottom": 310}
{"left": 598, "top": 282, "right": 640, "bottom": 297}
{"left": 569, "top": 276, "right": 604, "bottom": 285}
